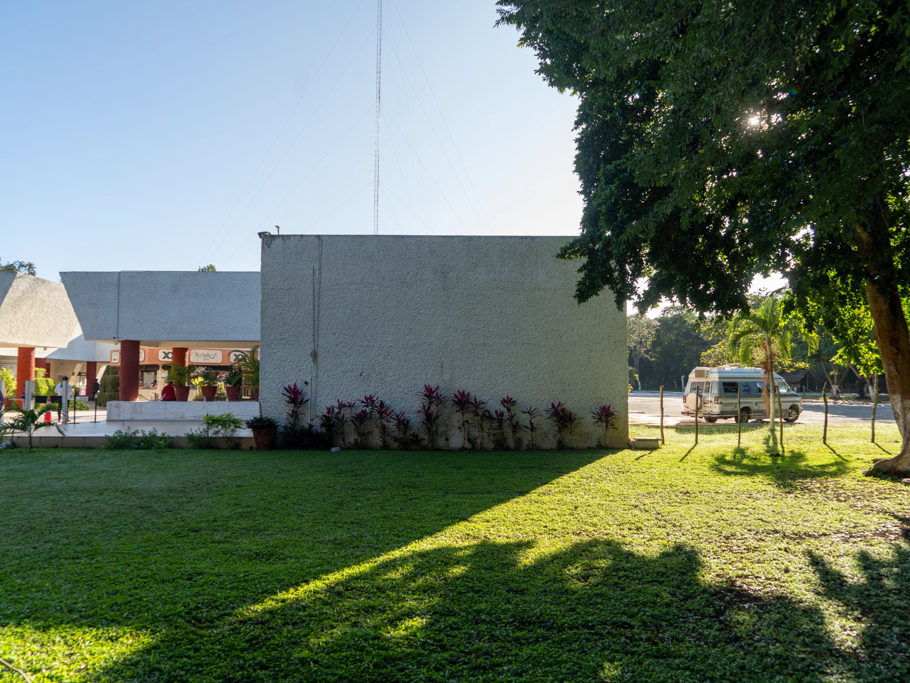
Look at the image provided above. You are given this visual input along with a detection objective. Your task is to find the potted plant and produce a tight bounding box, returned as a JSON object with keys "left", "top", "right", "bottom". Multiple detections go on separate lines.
{"left": 237, "top": 346, "right": 260, "bottom": 400}
{"left": 245, "top": 414, "right": 278, "bottom": 451}
{"left": 167, "top": 362, "right": 195, "bottom": 402}
{"left": 224, "top": 365, "right": 243, "bottom": 401}
{"left": 199, "top": 368, "right": 218, "bottom": 401}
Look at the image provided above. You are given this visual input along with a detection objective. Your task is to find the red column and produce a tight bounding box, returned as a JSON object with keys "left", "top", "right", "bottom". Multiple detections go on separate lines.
{"left": 119, "top": 340, "right": 140, "bottom": 402}
{"left": 16, "top": 347, "right": 35, "bottom": 402}
{"left": 172, "top": 346, "right": 187, "bottom": 369}
{"left": 35, "top": 357, "right": 50, "bottom": 376}
{"left": 86, "top": 361, "right": 98, "bottom": 396}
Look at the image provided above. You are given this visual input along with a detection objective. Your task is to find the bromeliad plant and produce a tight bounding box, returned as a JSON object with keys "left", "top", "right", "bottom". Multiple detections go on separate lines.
{"left": 522, "top": 405, "right": 540, "bottom": 450}
{"left": 546, "top": 401, "right": 578, "bottom": 448}
{"left": 452, "top": 389, "right": 473, "bottom": 448}
{"left": 592, "top": 404, "right": 617, "bottom": 446}
{"left": 283, "top": 382, "right": 308, "bottom": 430}
{"left": 419, "top": 384, "right": 445, "bottom": 449}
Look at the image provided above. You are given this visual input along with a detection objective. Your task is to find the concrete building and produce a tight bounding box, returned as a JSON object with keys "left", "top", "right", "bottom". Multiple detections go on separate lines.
{"left": 61, "top": 270, "right": 260, "bottom": 405}
{"left": 0, "top": 271, "right": 112, "bottom": 400}
{"left": 259, "top": 235, "right": 627, "bottom": 448}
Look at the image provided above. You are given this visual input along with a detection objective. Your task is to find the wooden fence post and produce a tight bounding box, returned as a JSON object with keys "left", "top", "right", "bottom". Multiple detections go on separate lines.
{"left": 737, "top": 385, "right": 742, "bottom": 448}
{"left": 871, "top": 377, "right": 878, "bottom": 443}
{"left": 822, "top": 383, "right": 829, "bottom": 445}
{"left": 659, "top": 386, "right": 665, "bottom": 444}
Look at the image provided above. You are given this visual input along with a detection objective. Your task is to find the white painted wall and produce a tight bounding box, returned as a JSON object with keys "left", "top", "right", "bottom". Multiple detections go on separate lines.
{"left": 61, "top": 271, "right": 260, "bottom": 346}
{"left": 260, "top": 235, "right": 627, "bottom": 448}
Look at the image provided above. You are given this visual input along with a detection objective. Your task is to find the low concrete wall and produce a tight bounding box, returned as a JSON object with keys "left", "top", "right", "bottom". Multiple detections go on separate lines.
{"left": 106, "top": 400, "right": 260, "bottom": 421}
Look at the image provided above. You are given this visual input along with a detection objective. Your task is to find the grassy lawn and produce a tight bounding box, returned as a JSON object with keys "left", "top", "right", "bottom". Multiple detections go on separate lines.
{"left": 1, "top": 424, "right": 908, "bottom": 681}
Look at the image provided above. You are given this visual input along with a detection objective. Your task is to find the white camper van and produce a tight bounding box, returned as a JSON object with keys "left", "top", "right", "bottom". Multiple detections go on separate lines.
{"left": 682, "top": 365, "right": 802, "bottom": 423}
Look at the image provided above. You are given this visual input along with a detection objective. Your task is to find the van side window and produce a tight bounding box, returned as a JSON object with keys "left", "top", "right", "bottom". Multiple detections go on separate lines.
{"left": 722, "top": 382, "right": 738, "bottom": 395}
{"left": 741, "top": 383, "right": 753, "bottom": 394}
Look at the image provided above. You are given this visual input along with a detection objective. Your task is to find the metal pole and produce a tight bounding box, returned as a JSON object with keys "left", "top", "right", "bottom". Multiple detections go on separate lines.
{"left": 694, "top": 386, "right": 700, "bottom": 446}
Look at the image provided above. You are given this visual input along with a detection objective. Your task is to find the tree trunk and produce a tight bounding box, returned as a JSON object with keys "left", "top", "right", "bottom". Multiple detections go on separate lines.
{"left": 856, "top": 222, "right": 910, "bottom": 475}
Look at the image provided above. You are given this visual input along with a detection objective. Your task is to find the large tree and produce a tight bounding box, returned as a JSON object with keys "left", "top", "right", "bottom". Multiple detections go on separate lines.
{"left": 498, "top": 0, "right": 910, "bottom": 475}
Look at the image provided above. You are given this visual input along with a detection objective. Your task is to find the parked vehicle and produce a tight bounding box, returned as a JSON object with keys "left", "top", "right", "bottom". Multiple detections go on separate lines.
{"left": 682, "top": 365, "right": 802, "bottom": 423}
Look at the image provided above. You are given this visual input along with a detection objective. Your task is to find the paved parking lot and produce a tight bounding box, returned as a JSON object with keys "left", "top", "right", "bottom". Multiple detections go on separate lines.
{"left": 628, "top": 391, "right": 893, "bottom": 426}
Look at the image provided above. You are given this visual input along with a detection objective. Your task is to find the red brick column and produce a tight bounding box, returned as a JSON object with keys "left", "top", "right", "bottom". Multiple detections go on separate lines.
{"left": 35, "top": 357, "right": 50, "bottom": 376}
{"left": 171, "top": 346, "right": 187, "bottom": 369}
{"left": 119, "top": 340, "right": 140, "bottom": 402}
{"left": 16, "top": 347, "right": 35, "bottom": 403}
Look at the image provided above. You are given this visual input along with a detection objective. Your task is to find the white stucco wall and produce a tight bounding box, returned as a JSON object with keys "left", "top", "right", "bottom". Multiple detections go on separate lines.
{"left": 260, "top": 235, "right": 627, "bottom": 448}
{"left": 0, "top": 272, "right": 80, "bottom": 348}
{"left": 61, "top": 271, "right": 260, "bottom": 346}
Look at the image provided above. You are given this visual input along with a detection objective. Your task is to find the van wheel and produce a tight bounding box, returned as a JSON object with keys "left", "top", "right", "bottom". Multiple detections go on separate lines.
{"left": 704, "top": 416, "right": 717, "bottom": 423}
{"left": 784, "top": 405, "right": 800, "bottom": 422}
{"left": 737, "top": 408, "right": 751, "bottom": 423}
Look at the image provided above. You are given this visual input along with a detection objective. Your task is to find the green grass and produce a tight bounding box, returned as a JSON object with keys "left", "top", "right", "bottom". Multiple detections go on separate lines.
{"left": 1, "top": 424, "right": 908, "bottom": 681}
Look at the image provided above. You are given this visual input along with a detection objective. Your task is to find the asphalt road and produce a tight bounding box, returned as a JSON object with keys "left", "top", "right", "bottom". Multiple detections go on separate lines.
{"left": 628, "top": 391, "right": 894, "bottom": 426}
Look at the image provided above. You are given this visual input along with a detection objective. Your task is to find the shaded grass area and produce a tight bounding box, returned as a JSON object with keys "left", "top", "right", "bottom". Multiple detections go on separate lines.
{"left": 1, "top": 424, "right": 908, "bottom": 681}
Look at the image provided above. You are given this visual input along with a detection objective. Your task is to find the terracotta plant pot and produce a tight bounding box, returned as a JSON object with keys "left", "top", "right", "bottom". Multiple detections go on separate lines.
{"left": 201, "top": 386, "right": 217, "bottom": 401}
{"left": 225, "top": 386, "right": 242, "bottom": 401}
{"left": 251, "top": 427, "right": 276, "bottom": 451}
{"left": 175, "top": 385, "right": 191, "bottom": 402}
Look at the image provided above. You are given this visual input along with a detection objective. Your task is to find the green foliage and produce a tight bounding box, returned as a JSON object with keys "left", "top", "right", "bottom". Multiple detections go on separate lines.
{"left": 32, "top": 367, "right": 55, "bottom": 396}
{"left": 104, "top": 428, "right": 171, "bottom": 450}
{"left": 0, "top": 429, "right": 907, "bottom": 679}
{"left": 166, "top": 362, "right": 195, "bottom": 386}
{"left": 224, "top": 365, "right": 243, "bottom": 387}
{"left": 96, "top": 367, "right": 119, "bottom": 407}
{"left": 4, "top": 403, "right": 60, "bottom": 451}
{"left": 0, "top": 367, "right": 15, "bottom": 400}
{"left": 197, "top": 264, "right": 217, "bottom": 271}
{"left": 498, "top": 0, "right": 910, "bottom": 313}
{"left": 236, "top": 347, "right": 259, "bottom": 390}
{"left": 0, "top": 258, "right": 36, "bottom": 275}
{"left": 186, "top": 413, "right": 244, "bottom": 449}
{"left": 646, "top": 307, "right": 719, "bottom": 389}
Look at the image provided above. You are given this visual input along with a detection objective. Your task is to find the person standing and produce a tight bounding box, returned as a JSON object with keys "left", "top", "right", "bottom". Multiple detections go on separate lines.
{"left": 53, "top": 377, "right": 69, "bottom": 419}
{"left": 160, "top": 381, "right": 176, "bottom": 401}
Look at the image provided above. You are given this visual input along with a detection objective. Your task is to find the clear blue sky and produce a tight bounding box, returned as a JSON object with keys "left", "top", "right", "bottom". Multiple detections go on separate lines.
{"left": 1, "top": 0, "right": 582, "bottom": 280}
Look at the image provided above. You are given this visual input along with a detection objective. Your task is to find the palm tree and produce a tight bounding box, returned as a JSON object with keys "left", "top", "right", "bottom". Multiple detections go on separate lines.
{"left": 5, "top": 403, "right": 61, "bottom": 452}
{"left": 728, "top": 296, "right": 810, "bottom": 450}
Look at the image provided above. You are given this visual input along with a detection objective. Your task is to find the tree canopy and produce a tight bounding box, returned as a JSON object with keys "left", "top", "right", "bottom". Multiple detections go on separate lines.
{"left": 1, "top": 258, "right": 35, "bottom": 276}
{"left": 498, "top": 0, "right": 910, "bottom": 474}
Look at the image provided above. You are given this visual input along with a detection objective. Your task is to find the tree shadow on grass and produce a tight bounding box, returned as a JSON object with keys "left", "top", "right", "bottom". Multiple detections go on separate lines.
{"left": 807, "top": 516, "right": 910, "bottom": 680}
{"left": 93, "top": 537, "right": 900, "bottom": 681}
{"left": 710, "top": 449, "right": 850, "bottom": 490}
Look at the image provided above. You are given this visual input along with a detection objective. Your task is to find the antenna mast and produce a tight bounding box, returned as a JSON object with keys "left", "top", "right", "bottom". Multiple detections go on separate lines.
{"left": 372, "top": 0, "right": 382, "bottom": 235}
